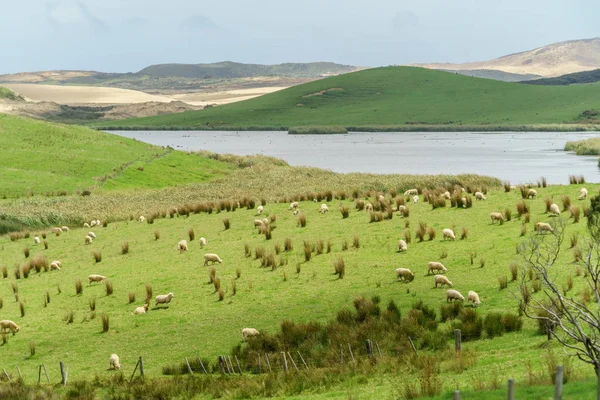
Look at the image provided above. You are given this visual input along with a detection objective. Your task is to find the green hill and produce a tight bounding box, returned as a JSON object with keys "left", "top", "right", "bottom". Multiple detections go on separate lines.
{"left": 443, "top": 69, "right": 541, "bottom": 82}
{"left": 0, "top": 114, "right": 232, "bottom": 198}
{"left": 522, "top": 68, "right": 600, "bottom": 85}
{"left": 95, "top": 67, "right": 600, "bottom": 130}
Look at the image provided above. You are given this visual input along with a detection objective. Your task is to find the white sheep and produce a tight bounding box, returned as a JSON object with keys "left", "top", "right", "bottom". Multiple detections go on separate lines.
{"left": 50, "top": 260, "right": 61, "bottom": 271}
{"left": 579, "top": 188, "right": 588, "bottom": 200}
{"left": 88, "top": 274, "right": 107, "bottom": 284}
{"left": 85, "top": 235, "right": 93, "bottom": 245}
{"left": 52, "top": 227, "right": 62, "bottom": 233}
{"left": 395, "top": 268, "right": 414, "bottom": 282}
{"left": 109, "top": 354, "right": 121, "bottom": 370}
{"left": 404, "top": 189, "right": 418, "bottom": 197}
{"left": 199, "top": 237, "right": 207, "bottom": 247}
{"left": 256, "top": 205, "right": 264, "bottom": 215}
{"left": 0, "top": 320, "right": 20, "bottom": 335}
{"left": 95, "top": 219, "right": 101, "bottom": 226}
{"left": 34, "top": 236, "right": 40, "bottom": 244}
{"left": 468, "top": 291, "right": 481, "bottom": 307}
{"left": 139, "top": 216, "right": 146, "bottom": 223}
{"left": 428, "top": 261, "right": 447, "bottom": 275}
{"left": 549, "top": 203, "right": 560, "bottom": 216}
{"left": 83, "top": 222, "right": 90, "bottom": 228}
{"left": 133, "top": 304, "right": 149, "bottom": 315}
{"left": 262, "top": 218, "right": 270, "bottom": 225}
{"left": 535, "top": 222, "right": 554, "bottom": 234}
{"left": 447, "top": 289, "right": 465, "bottom": 302}
{"left": 320, "top": 204, "right": 329, "bottom": 214}
{"left": 254, "top": 219, "right": 264, "bottom": 228}
{"left": 442, "top": 228, "right": 456, "bottom": 241}
{"left": 461, "top": 197, "right": 467, "bottom": 208}
{"left": 442, "top": 191, "right": 451, "bottom": 200}
{"left": 293, "top": 209, "right": 300, "bottom": 215}
{"left": 397, "top": 239, "right": 408, "bottom": 252}
{"left": 155, "top": 292, "right": 174, "bottom": 306}
{"left": 365, "top": 203, "right": 373, "bottom": 212}
{"left": 61, "top": 226, "right": 69, "bottom": 232}
{"left": 289, "top": 201, "right": 299, "bottom": 210}
{"left": 204, "top": 253, "right": 223, "bottom": 266}
{"left": 177, "top": 240, "right": 188, "bottom": 253}
{"left": 377, "top": 194, "right": 386, "bottom": 204}
{"left": 90, "top": 220, "right": 97, "bottom": 227}
{"left": 434, "top": 274, "right": 453, "bottom": 288}
{"left": 413, "top": 195, "right": 419, "bottom": 204}
{"left": 490, "top": 212, "right": 505, "bottom": 224}
{"left": 242, "top": 327, "right": 260, "bottom": 341}
{"left": 88, "top": 232, "right": 97, "bottom": 239}
{"left": 527, "top": 189, "right": 537, "bottom": 199}
{"left": 475, "top": 191, "right": 486, "bottom": 201}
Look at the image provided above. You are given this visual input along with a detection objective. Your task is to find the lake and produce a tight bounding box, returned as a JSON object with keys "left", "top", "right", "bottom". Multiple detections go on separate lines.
{"left": 110, "top": 130, "right": 600, "bottom": 184}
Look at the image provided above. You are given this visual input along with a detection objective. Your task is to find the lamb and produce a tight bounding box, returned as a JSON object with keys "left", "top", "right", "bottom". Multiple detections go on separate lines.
{"left": 50, "top": 260, "right": 61, "bottom": 271}
{"left": 404, "top": 189, "right": 418, "bottom": 197}
{"left": 155, "top": 292, "right": 174, "bottom": 306}
{"left": 446, "top": 289, "right": 465, "bottom": 302}
{"left": 442, "top": 228, "right": 456, "bottom": 241}
{"left": 434, "top": 274, "right": 453, "bottom": 288}
{"left": 139, "top": 216, "right": 146, "bottom": 223}
{"left": 34, "top": 236, "right": 40, "bottom": 244}
{"left": 468, "top": 291, "right": 481, "bottom": 307}
{"left": 88, "top": 274, "right": 107, "bottom": 284}
{"left": 204, "top": 253, "right": 223, "bottom": 266}
{"left": 413, "top": 195, "right": 419, "bottom": 204}
{"left": 549, "top": 203, "right": 560, "bottom": 216}
{"left": 535, "top": 222, "right": 554, "bottom": 234}
{"left": 365, "top": 203, "right": 374, "bottom": 212}
{"left": 427, "top": 261, "right": 447, "bottom": 275}
{"left": 199, "top": 237, "right": 207, "bottom": 247}
{"left": 83, "top": 222, "right": 90, "bottom": 228}
{"left": 0, "top": 320, "right": 20, "bottom": 335}
{"left": 397, "top": 239, "right": 408, "bottom": 252}
{"left": 256, "top": 205, "right": 264, "bottom": 215}
{"left": 242, "top": 327, "right": 260, "bottom": 341}
{"left": 527, "top": 189, "right": 537, "bottom": 199}
{"left": 490, "top": 212, "right": 505, "bottom": 224}
{"left": 85, "top": 235, "right": 93, "bottom": 245}
{"left": 289, "top": 201, "right": 299, "bottom": 210}
{"left": 475, "top": 191, "right": 486, "bottom": 201}
{"left": 395, "top": 268, "right": 414, "bottom": 282}
{"left": 579, "top": 188, "right": 588, "bottom": 200}
{"left": 61, "top": 226, "right": 69, "bottom": 232}
{"left": 320, "top": 204, "right": 329, "bottom": 214}
{"left": 109, "top": 354, "right": 121, "bottom": 370}
{"left": 133, "top": 304, "right": 149, "bottom": 315}
{"left": 88, "top": 232, "right": 97, "bottom": 239}
{"left": 177, "top": 240, "right": 188, "bottom": 253}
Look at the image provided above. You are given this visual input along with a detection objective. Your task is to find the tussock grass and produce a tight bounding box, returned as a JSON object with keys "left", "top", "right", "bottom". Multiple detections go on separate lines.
{"left": 75, "top": 279, "right": 83, "bottom": 295}
{"left": 333, "top": 257, "right": 345, "bottom": 279}
{"left": 101, "top": 314, "right": 109, "bottom": 332}
{"left": 121, "top": 241, "right": 129, "bottom": 255}
{"left": 92, "top": 251, "right": 102, "bottom": 263}
{"left": 562, "top": 195, "right": 572, "bottom": 212}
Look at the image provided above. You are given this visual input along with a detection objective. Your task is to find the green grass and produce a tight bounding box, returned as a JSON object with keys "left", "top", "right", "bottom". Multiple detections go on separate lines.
{"left": 0, "top": 86, "right": 24, "bottom": 101}
{"left": 95, "top": 67, "right": 600, "bottom": 130}
{"left": 565, "top": 137, "right": 600, "bottom": 155}
{"left": 0, "top": 115, "right": 232, "bottom": 198}
{"left": 0, "top": 181, "right": 596, "bottom": 398}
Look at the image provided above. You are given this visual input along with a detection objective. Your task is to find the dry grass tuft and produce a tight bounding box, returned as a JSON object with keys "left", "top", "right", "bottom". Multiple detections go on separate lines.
{"left": 333, "top": 257, "right": 346, "bottom": 279}
{"left": 75, "top": 279, "right": 83, "bottom": 295}
{"left": 121, "top": 241, "right": 129, "bottom": 255}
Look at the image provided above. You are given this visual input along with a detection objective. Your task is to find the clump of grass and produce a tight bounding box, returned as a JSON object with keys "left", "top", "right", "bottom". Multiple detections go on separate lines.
{"left": 213, "top": 277, "right": 221, "bottom": 291}
{"left": 416, "top": 224, "right": 426, "bottom": 242}
{"left": 223, "top": 218, "right": 230, "bottom": 230}
{"left": 570, "top": 206, "right": 581, "bottom": 223}
{"left": 23, "top": 247, "right": 30, "bottom": 258}
{"left": 569, "top": 175, "right": 585, "bottom": 184}
{"left": 544, "top": 198, "right": 553, "bottom": 213}
{"left": 509, "top": 263, "right": 518, "bottom": 282}
{"left": 503, "top": 181, "right": 511, "bottom": 192}
{"left": 269, "top": 214, "right": 276, "bottom": 223}
{"left": 315, "top": 240, "right": 324, "bottom": 255}
{"left": 369, "top": 211, "right": 383, "bottom": 223}
{"left": 89, "top": 297, "right": 96, "bottom": 311}
{"left": 504, "top": 208, "right": 512, "bottom": 222}
{"left": 566, "top": 275, "right": 574, "bottom": 292}
{"left": 19, "top": 301, "right": 25, "bottom": 317}
{"left": 145, "top": 284, "right": 152, "bottom": 303}
{"left": 188, "top": 228, "right": 195, "bottom": 242}
{"left": 43, "top": 240, "right": 48, "bottom": 250}
{"left": 531, "top": 280, "right": 542, "bottom": 293}
{"left": 244, "top": 243, "right": 251, "bottom": 258}
{"left": 340, "top": 206, "right": 350, "bottom": 219}
{"left": 29, "top": 341, "right": 36, "bottom": 356}
{"left": 519, "top": 185, "right": 528, "bottom": 199}
{"left": 355, "top": 199, "right": 365, "bottom": 211}
{"left": 121, "top": 241, "right": 129, "bottom": 255}
{"left": 284, "top": 238, "right": 293, "bottom": 252}
{"left": 92, "top": 251, "right": 102, "bottom": 263}
{"left": 427, "top": 227, "right": 436, "bottom": 241}
{"left": 523, "top": 213, "right": 530, "bottom": 224}
{"left": 342, "top": 240, "right": 348, "bottom": 251}
{"left": 14, "top": 268, "right": 21, "bottom": 280}
{"left": 520, "top": 225, "right": 527, "bottom": 237}
{"left": 498, "top": 276, "right": 508, "bottom": 290}
{"left": 573, "top": 247, "right": 583, "bottom": 262}
{"left": 65, "top": 311, "right": 74, "bottom": 324}
{"left": 516, "top": 201, "right": 529, "bottom": 217}
{"left": 401, "top": 207, "right": 410, "bottom": 218}
{"left": 75, "top": 279, "right": 83, "bottom": 295}
{"left": 2, "top": 266, "right": 7, "bottom": 279}
{"left": 208, "top": 268, "right": 217, "bottom": 284}
{"left": 562, "top": 195, "right": 571, "bottom": 212}
{"left": 439, "top": 249, "right": 448, "bottom": 259}
{"left": 254, "top": 246, "right": 265, "bottom": 259}
{"left": 480, "top": 257, "right": 486, "bottom": 268}
{"left": 105, "top": 280, "right": 113, "bottom": 296}
{"left": 101, "top": 314, "right": 109, "bottom": 332}
{"left": 333, "top": 257, "right": 345, "bottom": 279}
{"left": 570, "top": 233, "right": 578, "bottom": 248}
{"left": 460, "top": 227, "right": 468, "bottom": 240}
{"left": 298, "top": 214, "right": 307, "bottom": 228}
{"left": 404, "top": 230, "right": 412, "bottom": 244}
{"left": 327, "top": 240, "right": 332, "bottom": 253}
{"left": 274, "top": 243, "right": 281, "bottom": 255}
{"left": 352, "top": 235, "right": 360, "bottom": 249}
{"left": 45, "top": 291, "right": 50, "bottom": 305}
{"left": 303, "top": 242, "right": 312, "bottom": 262}
{"left": 154, "top": 230, "right": 160, "bottom": 240}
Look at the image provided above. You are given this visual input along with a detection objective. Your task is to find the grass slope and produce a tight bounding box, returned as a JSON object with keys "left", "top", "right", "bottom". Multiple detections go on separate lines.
{"left": 523, "top": 69, "right": 600, "bottom": 85}
{"left": 0, "top": 183, "right": 595, "bottom": 396}
{"left": 0, "top": 87, "right": 24, "bottom": 101}
{"left": 95, "top": 67, "right": 600, "bottom": 130}
{"left": 0, "top": 115, "right": 232, "bottom": 198}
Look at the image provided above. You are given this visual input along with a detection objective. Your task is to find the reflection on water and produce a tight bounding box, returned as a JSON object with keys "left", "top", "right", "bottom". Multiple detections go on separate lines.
{"left": 110, "top": 130, "right": 600, "bottom": 184}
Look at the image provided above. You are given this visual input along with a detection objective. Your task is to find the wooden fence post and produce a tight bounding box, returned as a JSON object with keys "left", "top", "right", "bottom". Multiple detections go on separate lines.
{"left": 218, "top": 356, "right": 226, "bottom": 374}
{"left": 374, "top": 341, "right": 382, "bottom": 357}
{"left": 297, "top": 351, "right": 309, "bottom": 370}
{"left": 16, "top": 366, "right": 22, "bottom": 380}
{"left": 507, "top": 378, "right": 515, "bottom": 400}
{"left": 129, "top": 358, "right": 140, "bottom": 382}
{"left": 555, "top": 365, "right": 564, "bottom": 400}
{"left": 408, "top": 336, "right": 418, "bottom": 354}
{"left": 281, "top": 352, "right": 288, "bottom": 372}
{"left": 138, "top": 356, "right": 144, "bottom": 380}
{"left": 185, "top": 358, "right": 193, "bottom": 375}
{"left": 227, "top": 356, "right": 235, "bottom": 374}
{"left": 257, "top": 353, "right": 262, "bottom": 373}
{"left": 38, "top": 365, "right": 42, "bottom": 384}
{"left": 235, "top": 355, "right": 243, "bottom": 375}
{"left": 2, "top": 369, "right": 10, "bottom": 381}
{"left": 264, "top": 353, "right": 272, "bottom": 373}
{"left": 454, "top": 329, "right": 462, "bottom": 352}
{"left": 42, "top": 364, "right": 50, "bottom": 383}
{"left": 287, "top": 352, "right": 299, "bottom": 371}
{"left": 347, "top": 344, "right": 355, "bottom": 362}
{"left": 453, "top": 390, "right": 461, "bottom": 400}
{"left": 59, "top": 361, "right": 66, "bottom": 385}
{"left": 196, "top": 357, "right": 208, "bottom": 375}
{"left": 365, "top": 339, "right": 374, "bottom": 358}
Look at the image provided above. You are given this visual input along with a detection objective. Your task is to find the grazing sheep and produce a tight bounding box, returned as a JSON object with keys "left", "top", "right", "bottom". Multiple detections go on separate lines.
{"left": 204, "top": 253, "right": 223, "bottom": 266}
{"left": 90, "top": 220, "right": 97, "bottom": 227}
{"left": 442, "top": 191, "right": 451, "bottom": 200}
{"left": 377, "top": 194, "right": 385, "bottom": 203}
{"left": 61, "top": 226, "right": 69, "bottom": 232}
{"left": 527, "top": 189, "right": 537, "bottom": 199}
{"left": 579, "top": 188, "right": 588, "bottom": 200}
{"left": 139, "top": 216, "right": 146, "bottom": 223}
{"left": 404, "top": 189, "right": 418, "bottom": 197}
{"left": 461, "top": 197, "right": 467, "bottom": 208}
{"left": 50, "top": 260, "right": 61, "bottom": 271}
{"left": 177, "top": 240, "right": 188, "bottom": 253}
{"left": 242, "top": 327, "right": 260, "bottom": 341}
{"left": 199, "top": 237, "right": 207, "bottom": 247}
{"left": 293, "top": 209, "right": 300, "bottom": 215}
{"left": 413, "top": 195, "right": 419, "bottom": 204}
{"left": 475, "top": 191, "right": 486, "bottom": 201}
{"left": 262, "top": 218, "right": 270, "bottom": 225}
{"left": 109, "top": 354, "right": 121, "bottom": 370}
{"left": 468, "top": 291, "right": 481, "bottom": 307}
{"left": 88, "top": 274, "right": 107, "bottom": 284}
{"left": 95, "top": 219, "right": 101, "bottom": 226}
{"left": 490, "top": 212, "right": 505, "bottom": 224}
{"left": 442, "top": 228, "right": 456, "bottom": 241}
{"left": 85, "top": 235, "right": 93, "bottom": 245}
{"left": 397, "top": 205, "right": 406, "bottom": 213}
{"left": 256, "top": 205, "right": 264, "bottom": 215}
{"left": 133, "top": 304, "right": 149, "bottom": 315}
{"left": 83, "top": 222, "right": 90, "bottom": 228}
{"left": 320, "top": 204, "right": 329, "bottom": 214}
{"left": 427, "top": 261, "right": 447, "bottom": 275}
{"left": 34, "top": 236, "right": 40, "bottom": 244}
{"left": 398, "top": 239, "right": 408, "bottom": 252}
{"left": 535, "top": 222, "right": 554, "bottom": 234}
{"left": 289, "top": 202, "right": 299, "bottom": 210}
{"left": 365, "top": 203, "right": 374, "bottom": 212}
{"left": 395, "top": 268, "right": 414, "bottom": 282}
{"left": 254, "top": 219, "right": 264, "bottom": 228}
{"left": 88, "top": 232, "right": 97, "bottom": 239}
{"left": 52, "top": 227, "right": 62, "bottom": 233}
{"left": 155, "top": 292, "right": 174, "bottom": 306}
{"left": 446, "top": 289, "right": 465, "bottom": 302}
{"left": 0, "top": 320, "right": 20, "bottom": 335}
{"left": 549, "top": 203, "right": 560, "bottom": 216}
{"left": 434, "top": 274, "right": 453, "bottom": 288}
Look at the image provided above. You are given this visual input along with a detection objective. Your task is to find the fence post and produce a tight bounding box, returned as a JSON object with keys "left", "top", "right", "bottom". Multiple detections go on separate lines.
{"left": 264, "top": 353, "right": 272, "bottom": 373}
{"left": 340, "top": 346, "right": 344, "bottom": 364}
{"left": 454, "top": 329, "right": 462, "bottom": 352}
{"left": 2, "top": 369, "right": 9, "bottom": 381}
{"left": 297, "top": 351, "right": 309, "bottom": 370}
{"left": 287, "top": 352, "right": 299, "bottom": 371}
{"left": 129, "top": 358, "right": 140, "bottom": 382}
{"left": 347, "top": 344, "right": 355, "bottom": 362}
{"left": 42, "top": 364, "right": 50, "bottom": 383}
{"left": 218, "top": 356, "right": 226, "bottom": 374}
{"left": 408, "top": 336, "right": 418, "bottom": 354}
{"left": 453, "top": 390, "right": 461, "bottom": 400}
{"left": 59, "top": 361, "right": 66, "bottom": 385}
{"left": 16, "top": 366, "right": 22, "bottom": 380}
{"left": 196, "top": 357, "right": 208, "bottom": 375}
{"left": 38, "top": 365, "right": 42, "bottom": 384}
{"left": 257, "top": 353, "right": 262, "bottom": 374}
{"left": 138, "top": 356, "right": 144, "bottom": 380}
{"left": 555, "top": 365, "right": 564, "bottom": 400}
{"left": 234, "top": 355, "right": 243, "bottom": 375}
{"left": 281, "top": 352, "right": 288, "bottom": 372}
{"left": 185, "top": 358, "right": 193, "bottom": 375}
{"left": 365, "top": 339, "right": 374, "bottom": 358}
{"left": 507, "top": 378, "right": 515, "bottom": 400}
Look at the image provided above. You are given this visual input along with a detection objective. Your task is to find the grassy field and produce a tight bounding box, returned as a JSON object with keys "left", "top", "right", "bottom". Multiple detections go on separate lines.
{"left": 0, "top": 115, "right": 233, "bottom": 198}
{"left": 94, "top": 67, "right": 600, "bottom": 130}
{"left": 0, "top": 178, "right": 597, "bottom": 398}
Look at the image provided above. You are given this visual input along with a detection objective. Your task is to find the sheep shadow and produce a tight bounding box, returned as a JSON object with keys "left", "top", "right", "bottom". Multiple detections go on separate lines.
{"left": 151, "top": 305, "right": 170, "bottom": 311}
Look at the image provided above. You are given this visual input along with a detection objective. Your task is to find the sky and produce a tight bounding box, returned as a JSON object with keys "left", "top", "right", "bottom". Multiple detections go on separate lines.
{"left": 1, "top": 0, "right": 599, "bottom": 74}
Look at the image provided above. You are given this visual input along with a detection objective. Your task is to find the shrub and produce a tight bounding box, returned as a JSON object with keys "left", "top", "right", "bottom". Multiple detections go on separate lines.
{"left": 352, "top": 235, "right": 360, "bottom": 249}
{"left": 29, "top": 255, "right": 48, "bottom": 273}
{"left": 504, "top": 208, "right": 512, "bottom": 222}
{"left": 562, "top": 195, "right": 571, "bottom": 212}
{"left": 23, "top": 247, "right": 30, "bottom": 258}
{"left": 298, "top": 214, "right": 307, "bottom": 228}
{"left": 121, "top": 241, "right": 129, "bottom": 255}
{"left": 340, "top": 206, "right": 350, "bottom": 219}
{"left": 105, "top": 280, "right": 113, "bottom": 296}
{"left": 427, "top": 227, "right": 436, "bottom": 241}
{"left": 483, "top": 312, "right": 504, "bottom": 338}
{"left": 92, "top": 251, "right": 102, "bottom": 263}
{"left": 101, "top": 314, "right": 109, "bottom": 332}
{"left": 333, "top": 257, "right": 345, "bottom": 279}
{"left": 440, "top": 302, "right": 463, "bottom": 322}
{"left": 154, "top": 230, "right": 160, "bottom": 240}
{"left": 223, "top": 218, "right": 230, "bottom": 230}
{"left": 75, "top": 279, "right": 83, "bottom": 295}
{"left": 516, "top": 201, "right": 529, "bottom": 217}
{"left": 501, "top": 313, "right": 523, "bottom": 332}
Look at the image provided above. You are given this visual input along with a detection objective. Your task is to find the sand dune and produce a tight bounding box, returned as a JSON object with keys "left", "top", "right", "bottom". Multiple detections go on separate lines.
{"left": 171, "top": 86, "right": 287, "bottom": 106}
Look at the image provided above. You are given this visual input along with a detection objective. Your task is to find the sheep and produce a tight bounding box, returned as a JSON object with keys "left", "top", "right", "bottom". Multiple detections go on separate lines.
{"left": 50, "top": 260, "right": 61, "bottom": 271}
{"left": 475, "top": 191, "right": 486, "bottom": 201}
{"left": 0, "top": 320, "right": 20, "bottom": 335}
{"left": 34, "top": 236, "right": 40, "bottom": 244}
{"left": 155, "top": 292, "right": 174, "bottom": 306}
{"left": 242, "top": 327, "right": 260, "bottom": 341}
{"left": 204, "top": 253, "right": 223, "bottom": 266}
{"left": 579, "top": 188, "right": 588, "bottom": 200}
{"left": 61, "top": 226, "right": 69, "bottom": 232}
{"left": 442, "top": 228, "right": 456, "bottom": 241}
{"left": 85, "top": 235, "right": 93, "bottom": 245}
{"left": 133, "top": 304, "right": 149, "bottom": 315}
{"left": 109, "top": 354, "right": 121, "bottom": 370}
{"left": 256, "top": 205, "right": 264, "bottom": 215}
{"left": 446, "top": 289, "right": 465, "bottom": 302}
{"left": 83, "top": 222, "right": 90, "bottom": 228}
{"left": 490, "top": 212, "right": 505, "bottom": 224}
{"left": 52, "top": 227, "right": 62, "bottom": 233}
{"left": 398, "top": 239, "right": 408, "bottom": 252}
{"left": 442, "top": 191, "right": 451, "bottom": 200}
{"left": 88, "top": 274, "right": 107, "bottom": 284}
{"left": 293, "top": 209, "right": 300, "bottom": 215}
{"left": 527, "top": 189, "right": 537, "bottom": 199}
{"left": 254, "top": 219, "right": 264, "bottom": 228}
{"left": 395, "top": 268, "right": 414, "bottom": 282}
{"left": 139, "top": 216, "right": 146, "bottom": 223}
{"left": 177, "top": 240, "right": 188, "bottom": 253}
{"left": 377, "top": 194, "right": 385, "bottom": 204}
{"left": 535, "top": 222, "right": 554, "bottom": 234}
{"left": 88, "top": 232, "right": 97, "bottom": 239}
{"left": 262, "top": 218, "right": 269, "bottom": 225}
{"left": 404, "top": 189, "right": 418, "bottom": 196}
{"left": 427, "top": 261, "right": 447, "bottom": 275}
{"left": 90, "top": 220, "right": 97, "bottom": 227}
{"left": 289, "top": 201, "right": 299, "bottom": 210}
{"left": 468, "top": 291, "right": 481, "bottom": 307}
{"left": 199, "top": 237, "right": 207, "bottom": 247}
{"left": 320, "top": 204, "right": 329, "bottom": 214}
{"left": 413, "top": 195, "right": 419, "bottom": 204}
{"left": 549, "top": 203, "right": 560, "bottom": 216}
{"left": 434, "top": 274, "right": 453, "bottom": 288}
{"left": 365, "top": 203, "right": 373, "bottom": 212}
{"left": 95, "top": 219, "right": 101, "bottom": 226}
{"left": 461, "top": 197, "right": 467, "bottom": 208}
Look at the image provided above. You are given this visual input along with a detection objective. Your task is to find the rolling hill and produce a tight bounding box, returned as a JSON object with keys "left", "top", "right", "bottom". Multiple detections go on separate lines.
{"left": 415, "top": 38, "right": 600, "bottom": 78}
{"left": 522, "top": 68, "right": 600, "bottom": 85}
{"left": 95, "top": 66, "right": 600, "bottom": 130}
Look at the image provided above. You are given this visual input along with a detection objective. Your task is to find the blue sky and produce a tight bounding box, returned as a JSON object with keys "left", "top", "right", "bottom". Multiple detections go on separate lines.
{"left": 2, "top": 0, "right": 599, "bottom": 73}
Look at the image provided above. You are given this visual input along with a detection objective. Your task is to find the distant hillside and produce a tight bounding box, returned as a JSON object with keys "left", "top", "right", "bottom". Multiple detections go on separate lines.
{"left": 415, "top": 38, "right": 600, "bottom": 77}
{"left": 522, "top": 69, "right": 600, "bottom": 85}
{"left": 443, "top": 69, "right": 541, "bottom": 82}
{"left": 96, "top": 66, "right": 600, "bottom": 130}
